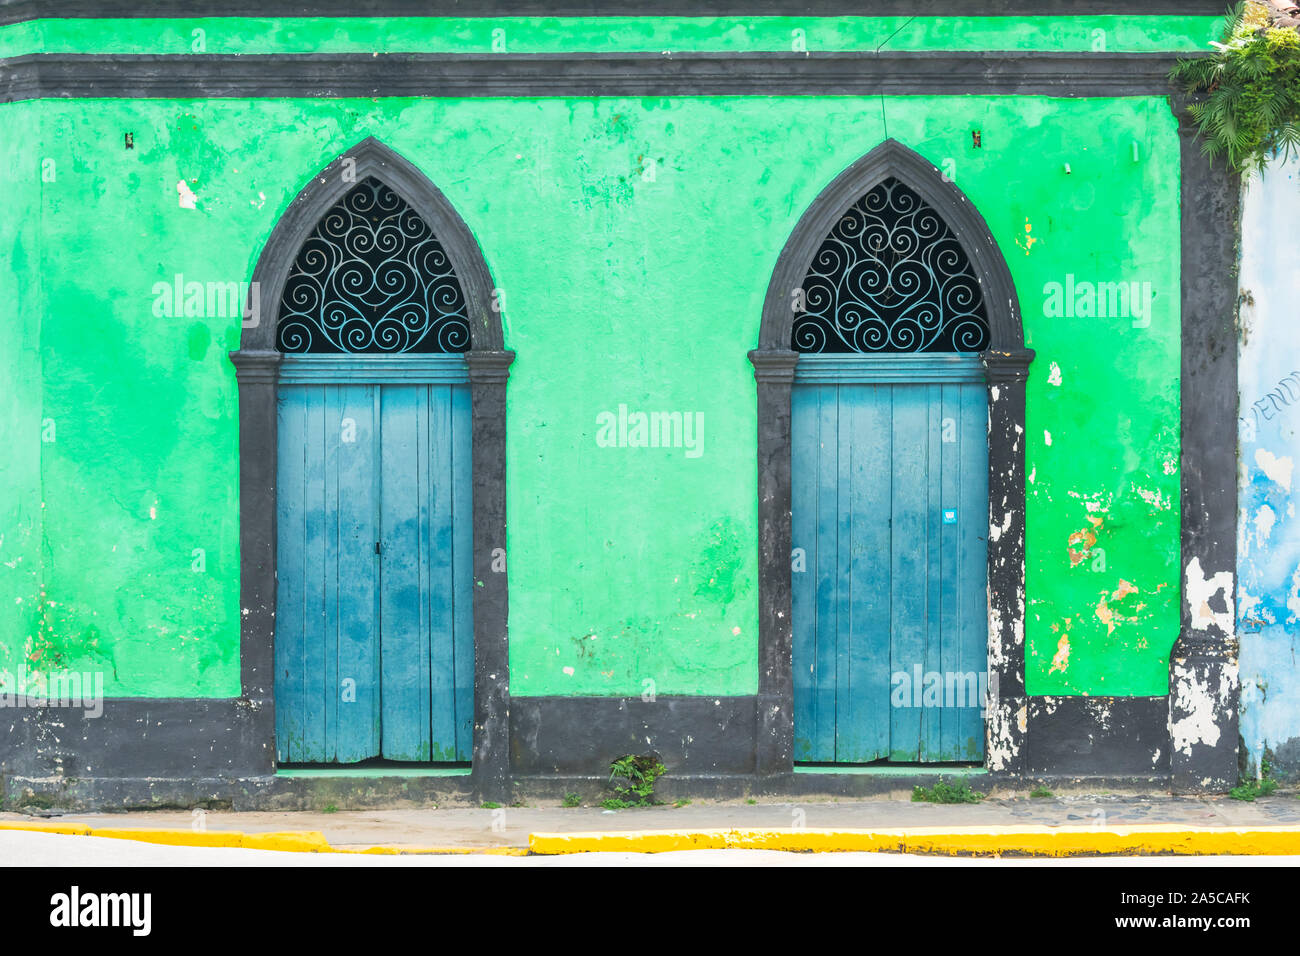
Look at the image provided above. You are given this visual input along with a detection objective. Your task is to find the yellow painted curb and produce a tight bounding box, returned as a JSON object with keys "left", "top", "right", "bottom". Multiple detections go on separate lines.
{"left": 80, "top": 827, "right": 245, "bottom": 849}
{"left": 11, "top": 820, "right": 1298, "bottom": 858}
{"left": 347, "top": 845, "right": 529, "bottom": 856}
{"left": 0, "top": 822, "right": 93, "bottom": 837}
{"left": 528, "top": 828, "right": 909, "bottom": 855}
{"left": 0, "top": 821, "right": 522, "bottom": 855}
{"left": 241, "top": 831, "right": 334, "bottom": 853}
{"left": 527, "top": 825, "right": 1300, "bottom": 857}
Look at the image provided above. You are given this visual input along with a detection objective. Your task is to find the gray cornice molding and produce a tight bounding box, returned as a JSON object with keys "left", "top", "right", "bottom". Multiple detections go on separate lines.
{"left": 228, "top": 349, "right": 283, "bottom": 385}
{"left": 982, "top": 348, "right": 1036, "bottom": 382}
{"left": 747, "top": 348, "right": 800, "bottom": 384}
{"left": 0, "top": 2, "right": 1231, "bottom": 27}
{"left": 465, "top": 349, "right": 517, "bottom": 384}
{"left": 1, "top": 51, "right": 1202, "bottom": 103}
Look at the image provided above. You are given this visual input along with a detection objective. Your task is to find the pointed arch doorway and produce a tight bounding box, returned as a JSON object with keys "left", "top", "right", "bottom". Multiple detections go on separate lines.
{"left": 231, "top": 140, "right": 513, "bottom": 787}
{"left": 274, "top": 174, "right": 475, "bottom": 763}
{"left": 750, "top": 140, "right": 1034, "bottom": 771}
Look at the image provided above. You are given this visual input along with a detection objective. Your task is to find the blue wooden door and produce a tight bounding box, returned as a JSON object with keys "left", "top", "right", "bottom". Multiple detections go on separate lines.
{"left": 791, "top": 355, "right": 988, "bottom": 763}
{"left": 275, "top": 356, "right": 473, "bottom": 763}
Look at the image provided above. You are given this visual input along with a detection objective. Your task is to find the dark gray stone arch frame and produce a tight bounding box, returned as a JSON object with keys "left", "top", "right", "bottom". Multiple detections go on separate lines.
{"left": 228, "top": 136, "right": 513, "bottom": 802}
{"left": 748, "top": 138, "right": 1034, "bottom": 777}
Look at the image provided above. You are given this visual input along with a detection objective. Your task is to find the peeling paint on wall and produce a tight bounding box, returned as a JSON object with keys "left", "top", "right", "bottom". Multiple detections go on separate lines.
{"left": 1170, "top": 663, "right": 1238, "bottom": 756}
{"left": 1186, "top": 556, "right": 1235, "bottom": 636}
{"left": 1237, "top": 152, "right": 1300, "bottom": 781}
{"left": 1022, "top": 95, "right": 1181, "bottom": 697}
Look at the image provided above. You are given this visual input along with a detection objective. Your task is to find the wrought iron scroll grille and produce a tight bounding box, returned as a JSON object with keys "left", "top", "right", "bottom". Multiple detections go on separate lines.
{"left": 277, "top": 177, "right": 471, "bottom": 354}
{"left": 792, "top": 177, "right": 990, "bottom": 353}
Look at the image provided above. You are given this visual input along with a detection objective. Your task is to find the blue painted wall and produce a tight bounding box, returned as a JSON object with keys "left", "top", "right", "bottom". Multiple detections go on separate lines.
{"left": 1237, "top": 153, "right": 1300, "bottom": 782}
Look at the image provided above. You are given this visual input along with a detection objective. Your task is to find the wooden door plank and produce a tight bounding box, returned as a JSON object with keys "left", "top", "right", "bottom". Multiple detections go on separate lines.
{"left": 322, "top": 385, "right": 340, "bottom": 761}
{"left": 841, "top": 384, "right": 892, "bottom": 762}
{"left": 379, "top": 385, "right": 432, "bottom": 761}
{"left": 919, "top": 383, "right": 944, "bottom": 760}
{"left": 889, "top": 385, "right": 928, "bottom": 761}
{"left": 333, "top": 384, "right": 382, "bottom": 762}
{"left": 449, "top": 383, "right": 475, "bottom": 760}
{"left": 958, "top": 383, "right": 990, "bottom": 760}
{"left": 931, "top": 384, "right": 962, "bottom": 760}
{"left": 832, "top": 384, "right": 854, "bottom": 760}
{"left": 426, "top": 384, "right": 458, "bottom": 760}
{"left": 811, "top": 385, "right": 841, "bottom": 761}
{"left": 299, "top": 386, "right": 329, "bottom": 763}
{"left": 275, "top": 387, "right": 309, "bottom": 763}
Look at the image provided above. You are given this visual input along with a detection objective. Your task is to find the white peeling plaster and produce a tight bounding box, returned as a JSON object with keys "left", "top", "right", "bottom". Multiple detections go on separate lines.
{"left": 1254, "top": 503, "right": 1277, "bottom": 548}
{"left": 1237, "top": 584, "right": 1263, "bottom": 624}
{"left": 1047, "top": 362, "right": 1062, "bottom": 386}
{"left": 1084, "top": 698, "right": 1114, "bottom": 732}
{"left": 987, "top": 601, "right": 1006, "bottom": 670}
{"left": 1254, "top": 448, "right": 1294, "bottom": 492}
{"left": 1170, "top": 664, "right": 1238, "bottom": 755}
{"left": 985, "top": 700, "right": 1026, "bottom": 771}
{"left": 1185, "top": 556, "right": 1234, "bottom": 635}
{"left": 1135, "top": 486, "right": 1172, "bottom": 511}
{"left": 177, "top": 180, "right": 198, "bottom": 209}
{"left": 1044, "top": 430, "right": 1052, "bottom": 446}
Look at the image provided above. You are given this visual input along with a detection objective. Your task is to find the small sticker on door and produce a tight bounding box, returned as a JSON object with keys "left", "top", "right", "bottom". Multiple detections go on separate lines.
{"left": 942, "top": 509, "right": 957, "bottom": 524}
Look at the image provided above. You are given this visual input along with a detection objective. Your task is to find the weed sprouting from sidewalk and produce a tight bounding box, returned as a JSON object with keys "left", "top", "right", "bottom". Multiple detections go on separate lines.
{"left": 912, "top": 780, "right": 983, "bottom": 804}
{"left": 562, "top": 792, "right": 581, "bottom": 808}
{"left": 1231, "top": 758, "right": 1281, "bottom": 801}
{"left": 601, "top": 754, "right": 665, "bottom": 809}
{"left": 1230, "top": 778, "right": 1279, "bottom": 801}
{"left": 1029, "top": 786, "right": 1054, "bottom": 799}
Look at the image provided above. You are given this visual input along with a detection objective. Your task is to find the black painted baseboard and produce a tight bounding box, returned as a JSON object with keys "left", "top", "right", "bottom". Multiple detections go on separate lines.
{"left": 509, "top": 695, "right": 758, "bottom": 775}
{"left": 0, "top": 691, "right": 1175, "bottom": 804}
{"left": 1023, "top": 695, "right": 1169, "bottom": 776}
{"left": 0, "top": 697, "right": 272, "bottom": 780}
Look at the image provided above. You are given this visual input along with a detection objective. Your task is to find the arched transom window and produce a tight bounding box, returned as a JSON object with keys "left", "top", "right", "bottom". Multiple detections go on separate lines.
{"left": 277, "top": 176, "right": 471, "bottom": 354}
{"left": 792, "top": 177, "right": 990, "bottom": 353}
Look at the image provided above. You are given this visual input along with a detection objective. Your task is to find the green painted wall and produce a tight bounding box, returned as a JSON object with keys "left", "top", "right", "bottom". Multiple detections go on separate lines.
{"left": 0, "top": 15, "right": 1223, "bottom": 57}
{"left": 0, "top": 91, "right": 1182, "bottom": 699}
{"left": 0, "top": 101, "right": 42, "bottom": 688}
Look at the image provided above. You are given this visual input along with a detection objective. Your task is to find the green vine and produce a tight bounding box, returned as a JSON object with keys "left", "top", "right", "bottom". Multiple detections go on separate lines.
{"left": 1170, "top": 2, "right": 1300, "bottom": 175}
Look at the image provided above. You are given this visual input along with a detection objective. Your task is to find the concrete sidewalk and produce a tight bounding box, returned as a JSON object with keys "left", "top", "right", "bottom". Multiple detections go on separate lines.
{"left": 3, "top": 790, "right": 1299, "bottom": 852}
